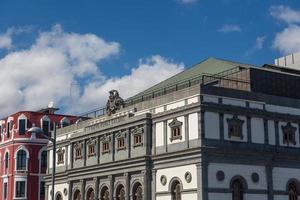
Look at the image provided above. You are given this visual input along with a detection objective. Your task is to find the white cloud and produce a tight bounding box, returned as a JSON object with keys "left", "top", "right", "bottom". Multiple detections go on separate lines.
{"left": 254, "top": 36, "right": 266, "bottom": 50}
{"left": 0, "top": 25, "right": 184, "bottom": 117}
{"left": 0, "top": 30, "right": 13, "bottom": 49}
{"left": 270, "top": 5, "right": 300, "bottom": 54}
{"left": 178, "top": 0, "right": 197, "bottom": 4}
{"left": 270, "top": 5, "right": 300, "bottom": 24}
{"left": 273, "top": 25, "right": 300, "bottom": 54}
{"left": 218, "top": 24, "right": 242, "bottom": 33}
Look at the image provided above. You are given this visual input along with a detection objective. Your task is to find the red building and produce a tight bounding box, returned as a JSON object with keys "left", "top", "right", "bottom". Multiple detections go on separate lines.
{"left": 0, "top": 106, "right": 80, "bottom": 200}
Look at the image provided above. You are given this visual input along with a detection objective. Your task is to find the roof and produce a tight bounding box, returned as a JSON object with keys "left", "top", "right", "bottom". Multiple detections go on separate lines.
{"left": 129, "top": 57, "right": 256, "bottom": 99}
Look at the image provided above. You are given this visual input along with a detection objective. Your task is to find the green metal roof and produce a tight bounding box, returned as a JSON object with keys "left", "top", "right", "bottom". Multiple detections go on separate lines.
{"left": 130, "top": 57, "right": 255, "bottom": 99}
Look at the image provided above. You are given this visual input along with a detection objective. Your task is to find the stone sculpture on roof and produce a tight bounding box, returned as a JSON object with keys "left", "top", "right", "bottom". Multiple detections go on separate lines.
{"left": 106, "top": 90, "right": 125, "bottom": 116}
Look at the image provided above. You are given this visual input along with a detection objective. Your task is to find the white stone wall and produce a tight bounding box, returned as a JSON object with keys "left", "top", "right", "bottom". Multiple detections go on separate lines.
{"left": 205, "top": 112, "right": 220, "bottom": 139}
{"left": 47, "top": 183, "right": 69, "bottom": 200}
{"left": 156, "top": 164, "right": 198, "bottom": 200}
{"left": 208, "top": 163, "right": 267, "bottom": 190}
{"left": 251, "top": 117, "right": 264, "bottom": 144}
{"left": 155, "top": 122, "right": 164, "bottom": 147}
{"left": 268, "top": 120, "right": 276, "bottom": 145}
{"left": 188, "top": 113, "right": 198, "bottom": 140}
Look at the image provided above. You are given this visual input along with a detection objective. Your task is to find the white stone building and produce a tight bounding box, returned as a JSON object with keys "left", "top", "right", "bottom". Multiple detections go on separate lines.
{"left": 45, "top": 57, "right": 300, "bottom": 200}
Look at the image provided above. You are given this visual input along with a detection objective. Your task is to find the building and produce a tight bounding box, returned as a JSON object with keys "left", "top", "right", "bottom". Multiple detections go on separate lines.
{"left": 46, "top": 57, "right": 300, "bottom": 200}
{"left": 0, "top": 105, "right": 80, "bottom": 200}
{"left": 275, "top": 52, "right": 300, "bottom": 69}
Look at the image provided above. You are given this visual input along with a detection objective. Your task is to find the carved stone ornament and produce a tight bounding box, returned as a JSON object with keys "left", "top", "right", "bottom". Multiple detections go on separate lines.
{"left": 56, "top": 148, "right": 65, "bottom": 154}
{"left": 100, "top": 134, "right": 111, "bottom": 142}
{"left": 74, "top": 142, "right": 83, "bottom": 150}
{"left": 251, "top": 173, "right": 259, "bottom": 183}
{"left": 160, "top": 175, "right": 167, "bottom": 186}
{"left": 87, "top": 138, "right": 97, "bottom": 145}
{"left": 131, "top": 126, "right": 144, "bottom": 135}
{"left": 227, "top": 115, "right": 244, "bottom": 139}
{"left": 185, "top": 172, "right": 192, "bottom": 183}
{"left": 216, "top": 170, "right": 225, "bottom": 181}
{"left": 282, "top": 122, "right": 297, "bottom": 145}
{"left": 168, "top": 118, "right": 183, "bottom": 128}
{"left": 116, "top": 130, "right": 127, "bottom": 138}
{"left": 106, "top": 90, "right": 125, "bottom": 116}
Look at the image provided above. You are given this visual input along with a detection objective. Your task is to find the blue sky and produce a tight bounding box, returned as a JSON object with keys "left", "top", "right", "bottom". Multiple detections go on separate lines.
{"left": 0, "top": 0, "right": 299, "bottom": 116}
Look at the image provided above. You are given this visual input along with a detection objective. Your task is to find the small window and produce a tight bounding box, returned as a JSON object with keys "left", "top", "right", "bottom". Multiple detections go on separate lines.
{"left": 4, "top": 182, "right": 8, "bottom": 199}
{"left": 61, "top": 117, "right": 70, "bottom": 128}
{"left": 7, "top": 122, "right": 10, "bottom": 138}
{"left": 42, "top": 120, "right": 50, "bottom": 136}
{"left": 18, "top": 119, "right": 26, "bottom": 135}
{"left": 57, "top": 149, "right": 65, "bottom": 164}
{"left": 117, "top": 137, "right": 125, "bottom": 150}
{"left": 16, "top": 150, "right": 27, "bottom": 171}
{"left": 40, "top": 181, "right": 45, "bottom": 198}
{"left": 169, "top": 119, "right": 183, "bottom": 141}
{"left": 88, "top": 144, "right": 95, "bottom": 156}
{"left": 102, "top": 142, "right": 110, "bottom": 153}
{"left": 74, "top": 142, "right": 83, "bottom": 160}
{"left": 5, "top": 152, "right": 9, "bottom": 169}
{"left": 282, "top": 122, "right": 297, "bottom": 145}
{"left": 15, "top": 181, "right": 26, "bottom": 197}
{"left": 41, "top": 151, "right": 47, "bottom": 168}
{"left": 134, "top": 134, "right": 142, "bottom": 146}
{"left": 227, "top": 115, "right": 244, "bottom": 139}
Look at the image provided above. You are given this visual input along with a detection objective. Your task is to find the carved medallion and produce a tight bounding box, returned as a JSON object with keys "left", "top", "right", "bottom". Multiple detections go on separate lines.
{"left": 216, "top": 170, "right": 225, "bottom": 181}
{"left": 160, "top": 175, "right": 167, "bottom": 186}
{"left": 251, "top": 173, "right": 259, "bottom": 183}
{"left": 185, "top": 172, "right": 192, "bottom": 183}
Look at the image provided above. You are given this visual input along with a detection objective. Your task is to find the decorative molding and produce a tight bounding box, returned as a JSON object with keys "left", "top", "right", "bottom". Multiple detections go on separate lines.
{"left": 160, "top": 175, "right": 167, "bottom": 186}
{"left": 216, "top": 170, "right": 225, "bottom": 181}
{"left": 185, "top": 172, "right": 192, "bottom": 183}
{"left": 282, "top": 122, "right": 297, "bottom": 145}
{"left": 251, "top": 173, "right": 259, "bottom": 183}
{"left": 227, "top": 115, "right": 244, "bottom": 139}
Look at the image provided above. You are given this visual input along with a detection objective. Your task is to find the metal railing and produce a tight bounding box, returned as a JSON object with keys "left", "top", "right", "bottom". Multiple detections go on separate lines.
{"left": 80, "top": 66, "right": 246, "bottom": 118}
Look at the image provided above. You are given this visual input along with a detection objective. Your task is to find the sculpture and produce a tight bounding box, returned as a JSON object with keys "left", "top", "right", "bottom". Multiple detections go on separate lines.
{"left": 106, "top": 90, "right": 125, "bottom": 116}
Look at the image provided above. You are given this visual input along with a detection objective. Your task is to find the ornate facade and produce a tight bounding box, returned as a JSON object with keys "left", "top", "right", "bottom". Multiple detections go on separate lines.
{"left": 45, "top": 57, "right": 300, "bottom": 200}
{"left": 0, "top": 106, "right": 79, "bottom": 200}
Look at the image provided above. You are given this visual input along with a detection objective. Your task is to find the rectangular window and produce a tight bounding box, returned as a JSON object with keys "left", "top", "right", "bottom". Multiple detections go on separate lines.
{"left": 57, "top": 153, "right": 64, "bottom": 164}
{"left": 117, "top": 138, "right": 125, "bottom": 150}
{"left": 134, "top": 134, "right": 142, "bottom": 146}
{"left": 4, "top": 182, "right": 7, "bottom": 199}
{"left": 102, "top": 142, "right": 110, "bottom": 153}
{"left": 19, "top": 119, "right": 26, "bottom": 135}
{"left": 16, "top": 181, "right": 26, "bottom": 197}
{"left": 88, "top": 145, "right": 95, "bottom": 156}
{"left": 7, "top": 122, "right": 10, "bottom": 138}
{"left": 42, "top": 120, "right": 49, "bottom": 136}
{"left": 40, "top": 181, "right": 45, "bottom": 198}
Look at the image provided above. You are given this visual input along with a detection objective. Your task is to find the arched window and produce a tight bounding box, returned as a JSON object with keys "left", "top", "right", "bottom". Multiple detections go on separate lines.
{"left": 86, "top": 188, "right": 95, "bottom": 200}
{"left": 55, "top": 192, "right": 63, "bottom": 200}
{"left": 73, "top": 190, "right": 81, "bottom": 200}
{"left": 41, "top": 115, "right": 50, "bottom": 136}
{"left": 41, "top": 151, "right": 47, "bottom": 168}
{"left": 132, "top": 182, "right": 143, "bottom": 200}
{"left": 232, "top": 179, "right": 244, "bottom": 200}
{"left": 16, "top": 150, "right": 27, "bottom": 170}
{"left": 116, "top": 185, "right": 125, "bottom": 200}
{"left": 171, "top": 180, "right": 182, "bottom": 200}
{"left": 100, "top": 186, "right": 110, "bottom": 200}
{"left": 289, "top": 182, "right": 298, "bottom": 200}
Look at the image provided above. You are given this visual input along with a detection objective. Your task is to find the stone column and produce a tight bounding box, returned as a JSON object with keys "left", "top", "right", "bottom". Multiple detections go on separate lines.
{"left": 80, "top": 179, "right": 85, "bottom": 200}
{"left": 151, "top": 170, "right": 156, "bottom": 200}
{"left": 108, "top": 175, "right": 114, "bottom": 200}
{"left": 125, "top": 173, "right": 130, "bottom": 200}
{"left": 68, "top": 181, "right": 72, "bottom": 200}
{"left": 184, "top": 115, "right": 189, "bottom": 148}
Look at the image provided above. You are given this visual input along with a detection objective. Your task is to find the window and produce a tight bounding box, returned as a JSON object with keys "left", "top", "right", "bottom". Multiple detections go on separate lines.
{"left": 7, "top": 121, "right": 10, "bottom": 138}
{"left": 282, "top": 122, "right": 297, "bottom": 145}
{"left": 55, "top": 193, "right": 63, "bottom": 200}
{"left": 169, "top": 119, "right": 183, "bottom": 141}
{"left": 18, "top": 119, "right": 26, "bottom": 135}
{"left": 4, "top": 182, "right": 8, "bottom": 199}
{"left": 74, "top": 190, "right": 81, "bottom": 200}
{"left": 171, "top": 180, "right": 181, "bottom": 200}
{"left": 0, "top": 125, "right": 2, "bottom": 140}
{"left": 88, "top": 144, "right": 95, "bottom": 156}
{"left": 86, "top": 188, "right": 95, "bottom": 200}
{"left": 61, "top": 117, "right": 70, "bottom": 128}
{"left": 100, "top": 186, "right": 109, "bottom": 200}
{"left": 133, "top": 183, "right": 143, "bottom": 200}
{"left": 42, "top": 120, "right": 50, "bottom": 136}
{"left": 41, "top": 151, "right": 47, "bottom": 168}
{"left": 57, "top": 149, "right": 65, "bottom": 164}
{"left": 117, "top": 137, "right": 125, "bottom": 150}
{"left": 15, "top": 181, "right": 26, "bottom": 197}
{"left": 102, "top": 142, "right": 110, "bottom": 153}
{"left": 16, "top": 150, "right": 27, "bottom": 171}
{"left": 232, "top": 179, "right": 244, "bottom": 200}
{"left": 227, "top": 115, "right": 244, "bottom": 139}
{"left": 74, "top": 142, "right": 83, "bottom": 160}
{"left": 40, "top": 181, "right": 45, "bottom": 198}
{"left": 288, "top": 182, "right": 298, "bottom": 200}
{"left": 134, "top": 134, "right": 142, "bottom": 146}
{"left": 5, "top": 152, "right": 9, "bottom": 169}
{"left": 116, "top": 185, "right": 125, "bottom": 200}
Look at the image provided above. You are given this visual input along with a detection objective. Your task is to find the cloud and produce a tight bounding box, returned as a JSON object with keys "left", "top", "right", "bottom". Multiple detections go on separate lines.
{"left": 0, "top": 25, "right": 184, "bottom": 117}
{"left": 0, "top": 26, "right": 32, "bottom": 50}
{"left": 270, "top": 5, "right": 300, "bottom": 54}
{"left": 270, "top": 5, "right": 300, "bottom": 24}
{"left": 254, "top": 36, "right": 266, "bottom": 50}
{"left": 218, "top": 24, "right": 242, "bottom": 33}
{"left": 178, "top": 0, "right": 197, "bottom": 4}
{"left": 273, "top": 25, "right": 300, "bottom": 54}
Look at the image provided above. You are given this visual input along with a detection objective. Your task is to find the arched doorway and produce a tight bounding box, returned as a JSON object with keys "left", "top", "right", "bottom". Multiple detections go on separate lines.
{"left": 288, "top": 182, "right": 298, "bottom": 200}
{"left": 73, "top": 190, "right": 81, "bottom": 200}
{"left": 132, "top": 182, "right": 143, "bottom": 200}
{"left": 170, "top": 180, "right": 181, "bottom": 200}
{"left": 86, "top": 188, "right": 95, "bottom": 200}
{"left": 116, "top": 184, "right": 125, "bottom": 200}
{"left": 55, "top": 193, "right": 63, "bottom": 200}
{"left": 100, "top": 186, "right": 110, "bottom": 200}
{"left": 232, "top": 179, "right": 244, "bottom": 200}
